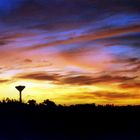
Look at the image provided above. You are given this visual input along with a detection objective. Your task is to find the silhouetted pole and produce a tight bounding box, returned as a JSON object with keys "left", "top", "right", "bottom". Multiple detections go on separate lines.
{"left": 15, "top": 85, "right": 25, "bottom": 103}
{"left": 19, "top": 90, "right": 22, "bottom": 103}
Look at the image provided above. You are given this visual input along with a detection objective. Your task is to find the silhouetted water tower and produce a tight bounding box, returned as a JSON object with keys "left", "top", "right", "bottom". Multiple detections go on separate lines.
{"left": 15, "top": 85, "right": 25, "bottom": 103}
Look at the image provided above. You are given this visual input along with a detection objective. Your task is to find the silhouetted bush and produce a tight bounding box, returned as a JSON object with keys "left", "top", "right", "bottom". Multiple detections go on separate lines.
{"left": 28, "top": 99, "right": 37, "bottom": 106}
{"left": 42, "top": 99, "right": 57, "bottom": 109}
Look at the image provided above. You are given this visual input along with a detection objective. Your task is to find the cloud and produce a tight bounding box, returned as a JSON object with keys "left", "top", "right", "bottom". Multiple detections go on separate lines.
{"left": 15, "top": 72, "right": 61, "bottom": 82}
{"left": 110, "top": 57, "right": 140, "bottom": 73}
{"left": 0, "top": 79, "right": 9, "bottom": 83}
{"left": 111, "top": 57, "right": 140, "bottom": 64}
{"left": 22, "top": 25, "right": 140, "bottom": 51}
{"left": 15, "top": 71, "right": 137, "bottom": 86}
{"left": 24, "top": 59, "right": 32, "bottom": 63}
{"left": 0, "top": 40, "right": 8, "bottom": 46}
{"left": 61, "top": 90, "right": 140, "bottom": 101}
{"left": 0, "top": 36, "right": 11, "bottom": 47}
{"left": 119, "top": 83, "right": 140, "bottom": 89}
{"left": 60, "top": 75, "right": 136, "bottom": 85}
{"left": 60, "top": 75, "right": 95, "bottom": 85}
{"left": 92, "top": 91, "right": 140, "bottom": 100}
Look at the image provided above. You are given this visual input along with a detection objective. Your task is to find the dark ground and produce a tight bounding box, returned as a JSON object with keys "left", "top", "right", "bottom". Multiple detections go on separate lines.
{"left": 0, "top": 101, "right": 140, "bottom": 140}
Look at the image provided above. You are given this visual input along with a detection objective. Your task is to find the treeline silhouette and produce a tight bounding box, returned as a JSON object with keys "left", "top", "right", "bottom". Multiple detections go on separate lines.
{"left": 1, "top": 98, "right": 140, "bottom": 112}
{"left": 0, "top": 98, "right": 140, "bottom": 140}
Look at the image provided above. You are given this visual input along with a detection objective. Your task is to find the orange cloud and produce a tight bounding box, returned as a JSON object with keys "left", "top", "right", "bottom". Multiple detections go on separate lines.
{"left": 0, "top": 79, "right": 9, "bottom": 83}
{"left": 119, "top": 83, "right": 140, "bottom": 89}
{"left": 59, "top": 90, "right": 140, "bottom": 105}
{"left": 15, "top": 72, "right": 61, "bottom": 82}
{"left": 14, "top": 71, "right": 137, "bottom": 86}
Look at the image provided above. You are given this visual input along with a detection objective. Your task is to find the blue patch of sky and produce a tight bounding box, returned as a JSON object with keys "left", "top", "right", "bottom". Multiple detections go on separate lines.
{"left": 106, "top": 45, "right": 132, "bottom": 54}
{"left": 0, "top": 0, "right": 24, "bottom": 14}
{"left": 98, "top": 14, "right": 140, "bottom": 29}
{"left": 78, "top": 14, "right": 140, "bottom": 34}
{"left": 104, "top": 45, "right": 140, "bottom": 58}
{"left": 40, "top": 43, "right": 79, "bottom": 54}
{"left": 45, "top": 27, "right": 89, "bottom": 41}
{"left": 69, "top": 14, "right": 137, "bottom": 34}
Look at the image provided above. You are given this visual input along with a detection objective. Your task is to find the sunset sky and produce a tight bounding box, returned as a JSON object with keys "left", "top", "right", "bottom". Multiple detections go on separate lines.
{"left": 0, "top": 0, "right": 140, "bottom": 105}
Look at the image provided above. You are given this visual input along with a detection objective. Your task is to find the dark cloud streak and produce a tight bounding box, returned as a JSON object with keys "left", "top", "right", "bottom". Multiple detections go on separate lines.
{"left": 15, "top": 72, "right": 137, "bottom": 86}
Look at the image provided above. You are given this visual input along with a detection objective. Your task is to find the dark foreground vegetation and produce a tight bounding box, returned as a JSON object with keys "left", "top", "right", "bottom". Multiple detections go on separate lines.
{"left": 0, "top": 98, "right": 140, "bottom": 140}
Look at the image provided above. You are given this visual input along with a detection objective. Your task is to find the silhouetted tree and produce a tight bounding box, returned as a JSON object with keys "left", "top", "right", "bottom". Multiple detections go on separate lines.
{"left": 28, "top": 99, "right": 37, "bottom": 106}
{"left": 43, "top": 99, "right": 57, "bottom": 108}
